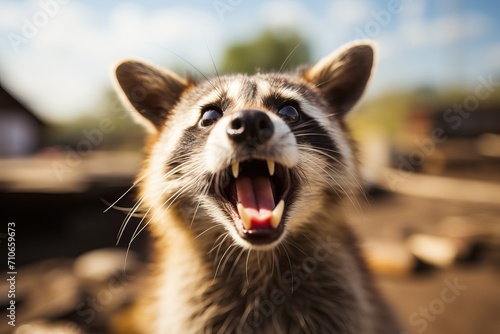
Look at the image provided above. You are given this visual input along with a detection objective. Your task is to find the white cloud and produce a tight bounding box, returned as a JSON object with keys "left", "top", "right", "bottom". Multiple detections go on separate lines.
{"left": 0, "top": 0, "right": 381, "bottom": 124}
{"left": 258, "top": 1, "right": 316, "bottom": 33}
{"left": 0, "top": 0, "right": 497, "bottom": 124}
{"left": 434, "top": 13, "right": 491, "bottom": 45}
{"left": 370, "top": 1, "right": 495, "bottom": 90}
{"left": 0, "top": 1, "right": 23, "bottom": 30}
{"left": 0, "top": 2, "right": 225, "bottom": 123}
{"left": 257, "top": 0, "right": 376, "bottom": 61}
{"left": 485, "top": 44, "right": 500, "bottom": 70}
{"left": 328, "top": 0, "right": 371, "bottom": 25}
{"left": 399, "top": 3, "right": 491, "bottom": 48}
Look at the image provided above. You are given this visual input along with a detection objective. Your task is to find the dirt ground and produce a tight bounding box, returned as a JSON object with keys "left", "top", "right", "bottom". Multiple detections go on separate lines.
{"left": 1, "top": 191, "right": 499, "bottom": 333}
{"left": 356, "top": 192, "right": 500, "bottom": 334}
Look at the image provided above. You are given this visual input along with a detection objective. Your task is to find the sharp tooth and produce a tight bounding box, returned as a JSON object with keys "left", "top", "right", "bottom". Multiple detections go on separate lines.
{"left": 237, "top": 203, "right": 252, "bottom": 230}
{"left": 232, "top": 162, "right": 239, "bottom": 178}
{"left": 270, "top": 200, "right": 284, "bottom": 229}
{"left": 267, "top": 160, "right": 275, "bottom": 176}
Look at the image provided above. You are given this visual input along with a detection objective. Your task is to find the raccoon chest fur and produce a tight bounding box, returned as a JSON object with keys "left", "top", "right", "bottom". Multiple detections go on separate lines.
{"left": 113, "top": 41, "right": 402, "bottom": 334}
{"left": 156, "top": 220, "right": 375, "bottom": 334}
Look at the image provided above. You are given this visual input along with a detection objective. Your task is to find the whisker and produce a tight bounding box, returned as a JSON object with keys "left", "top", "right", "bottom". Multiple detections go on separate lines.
{"left": 220, "top": 244, "right": 239, "bottom": 274}
{"left": 282, "top": 244, "right": 294, "bottom": 293}
{"left": 117, "top": 157, "right": 200, "bottom": 242}
{"left": 190, "top": 173, "right": 214, "bottom": 229}
{"left": 204, "top": 39, "right": 225, "bottom": 95}
{"left": 270, "top": 249, "right": 276, "bottom": 277}
{"left": 134, "top": 163, "right": 207, "bottom": 231}
{"left": 285, "top": 240, "right": 308, "bottom": 256}
{"left": 102, "top": 201, "right": 145, "bottom": 216}
{"left": 245, "top": 249, "right": 252, "bottom": 287}
{"left": 122, "top": 163, "right": 209, "bottom": 269}
{"left": 279, "top": 38, "right": 304, "bottom": 73}
{"left": 298, "top": 144, "right": 367, "bottom": 201}
{"left": 209, "top": 232, "right": 229, "bottom": 253}
{"left": 107, "top": 150, "right": 197, "bottom": 217}
{"left": 296, "top": 146, "right": 368, "bottom": 222}
{"left": 300, "top": 232, "right": 319, "bottom": 249}
{"left": 103, "top": 176, "right": 143, "bottom": 213}
{"left": 214, "top": 242, "right": 236, "bottom": 281}
{"left": 296, "top": 152, "right": 349, "bottom": 214}
{"left": 257, "top": 251, "right": 262, "bottom": 270}
{"left": 147, "top": 43, "right": 222, "bottom": 92}
{"left": 228, "top": 248, "right": 246, "bottom": 280}
{"left": 195, "top": 224, "right": 220, "bottom": 240}
{"left": 117, "top": 196, "right": 145, "bottom": 245}
{"left": 297, "top": 147, "right": 365, "bottom": 224}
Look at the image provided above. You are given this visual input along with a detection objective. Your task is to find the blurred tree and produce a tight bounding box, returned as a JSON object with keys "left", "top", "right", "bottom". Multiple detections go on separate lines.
{"left": 45, "top": 88, "right": 146, "bottom": 151}
{"left": 220, "top": 30, "right": 310, "bottom": 74}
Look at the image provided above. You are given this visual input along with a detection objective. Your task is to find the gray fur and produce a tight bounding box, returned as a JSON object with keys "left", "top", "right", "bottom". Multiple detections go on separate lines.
{"left": 113, "top": 40, "right": 402, "bottom": 334}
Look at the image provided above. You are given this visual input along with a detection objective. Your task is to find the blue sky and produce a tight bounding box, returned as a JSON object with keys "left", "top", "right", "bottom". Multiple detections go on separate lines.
{"left": 0, "top": 0, "right": 499, "bottom": 123}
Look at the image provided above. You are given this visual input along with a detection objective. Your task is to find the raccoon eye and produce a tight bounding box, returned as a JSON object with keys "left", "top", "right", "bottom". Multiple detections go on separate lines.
{"left": 200, "top": 109, "right": 222, "bottom": 127}
{"left": 277, "top": 105, "right": 300, "bottom": 124}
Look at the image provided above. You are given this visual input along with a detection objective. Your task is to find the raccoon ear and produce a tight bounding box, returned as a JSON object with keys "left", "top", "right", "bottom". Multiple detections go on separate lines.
{"left": 304, "top": 41, "right": 374, "bottom": 116}
{"left": 113, "top": 60, "right": 188, "bottom": 132}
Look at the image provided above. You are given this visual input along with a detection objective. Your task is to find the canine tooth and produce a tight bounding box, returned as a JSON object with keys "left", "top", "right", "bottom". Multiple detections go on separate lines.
{"left": 271, "top": 200, "right": 284, "bottom": 229}
{"left": 237, "top": 203, "right": 252, "bottom": 230}
{"left": 232, "top": 162, "right": 239, "bottom": 178}
{"left": 267, "top": 160, "right": 275, "bottom": 176}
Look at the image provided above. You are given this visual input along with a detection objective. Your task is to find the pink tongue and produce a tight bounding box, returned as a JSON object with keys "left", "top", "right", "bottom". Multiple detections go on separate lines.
{"left": 236, "top": 176, "right": 275, "bottom": 228}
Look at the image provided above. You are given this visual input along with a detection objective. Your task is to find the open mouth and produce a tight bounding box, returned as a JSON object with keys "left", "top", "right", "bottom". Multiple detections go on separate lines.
{"left": 213, "top": 159, "right": 291, "bottom": 245}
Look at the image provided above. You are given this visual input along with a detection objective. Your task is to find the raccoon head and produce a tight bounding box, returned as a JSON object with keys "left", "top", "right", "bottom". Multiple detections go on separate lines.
{"left": 113, "top": 41, "right": 374, "bottom": 250}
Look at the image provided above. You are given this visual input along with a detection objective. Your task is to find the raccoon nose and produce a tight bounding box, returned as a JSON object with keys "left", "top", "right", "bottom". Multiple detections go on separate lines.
{"left": 227, "top": 110, "right": 274, "bottom": 145}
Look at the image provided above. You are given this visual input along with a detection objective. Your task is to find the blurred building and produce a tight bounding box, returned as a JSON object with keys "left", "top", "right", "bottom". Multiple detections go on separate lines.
{"left": 0, "top": 84, "right": 46, "bottom": 156}
{"left": 403, "top": 106, "right": 500, "bottom": 173}
{"left": 0, "top": 84, "right": 145, "bottom": 267}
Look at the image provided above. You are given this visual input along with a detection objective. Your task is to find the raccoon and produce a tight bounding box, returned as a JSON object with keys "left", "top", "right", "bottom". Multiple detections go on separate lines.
{"left": 113, "top": 41, "right": 402, "bottom": 334}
